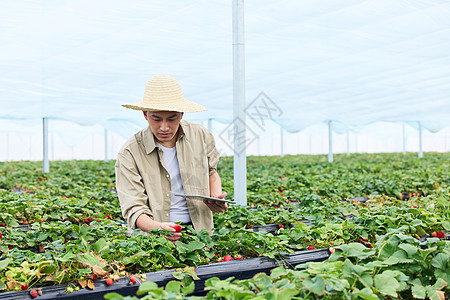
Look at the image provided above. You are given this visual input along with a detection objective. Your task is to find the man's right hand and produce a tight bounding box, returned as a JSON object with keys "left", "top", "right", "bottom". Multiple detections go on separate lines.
{"left": 136, "top": 215, "right": 182, "bottom": 243}
{"left": 157, "top": 222, "right": 182, "bottom": 243}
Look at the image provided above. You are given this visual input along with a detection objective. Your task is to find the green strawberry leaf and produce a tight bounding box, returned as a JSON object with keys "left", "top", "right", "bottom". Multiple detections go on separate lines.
{"left": 137, "top": 281, "right": 159, "bottom": 295}
{"left": 165, "top": 280, "right": 181, "bottom": 293}
{"left": 187, "top": 241, "right": 205, "bottom": 252}
{"left": 431, "top": 253, "right": 448, "bottom": 269}
{"left": 374, "top": 273, "right": 399, "bottom": 297}
{"left": 441, "top": 221, "right": 450, "bottom": 231}
{"left": 103, "top": 292, "right": 125, "bottom": 300}
{"left": 354, "top": 287, "right": 379, "bottom": 300}
{"left": 92, "top": 238, "right": 107, "bottom": 253}
{"left": 398, "top": 243, "right": 418, "bottom": 257}
{"left": 303, "top": 276, "right": 325, "bottom": 296}
{"left": 0, "top": 280, "right": 6, "bottom": 291}
{"left": 411, "top": 283, "right": 427, "bottom": 299}
{"left": 0, "top": 258, "right": 12, "bottom": 269}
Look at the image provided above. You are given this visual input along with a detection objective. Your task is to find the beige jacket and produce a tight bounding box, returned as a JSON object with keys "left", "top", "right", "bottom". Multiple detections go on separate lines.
{"left": 115, "top": 120, "right": 220, "bottom": 233}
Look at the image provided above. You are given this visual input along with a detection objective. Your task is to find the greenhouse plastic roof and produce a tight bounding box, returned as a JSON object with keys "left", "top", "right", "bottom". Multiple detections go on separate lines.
{"left": 1, "top": 0, "right": 450, "bottom": 137}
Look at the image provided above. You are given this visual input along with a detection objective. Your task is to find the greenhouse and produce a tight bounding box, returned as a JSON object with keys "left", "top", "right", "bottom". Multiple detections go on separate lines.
{"left": 1, "top": 1, "right": 450, "bottom": 299}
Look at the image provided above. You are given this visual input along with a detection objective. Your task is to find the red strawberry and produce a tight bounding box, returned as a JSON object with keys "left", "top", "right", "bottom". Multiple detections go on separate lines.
{"left": 308, "top": 245, "right": 314, "bottom": 250}
{"left": 278, "top": 224, "right": 283, "bottom": 229}
{"left": 368, "top": 244, "right": 373, "bottom": 248}
{"left": 0, "top": 233, "right": 2, "bottom": 238}
{"left": 218, "top": 257, "right": 223, "bottom": 262}
{"left": 130, "top": 276, "right": 137, "bottom": 284}
{"left": 30, "top": 289, "right": 38, "bottom": 298}
{"left": 21, "top": 283, "right": 28, "bottom": 290}
{"left": 224, "top": 255, "right": 233, "bottom": 261}
{"left": 437, "top": 231, "right": 445, "bottom": 239}
{"left": 413, "top": 205, "right": 418, "bottom": 208}
{"left": 106, "top": 278, "right": 113, "bottom": 286}
{"left": 173, "top": 224, "right": 182, "bottom": 232}
{"left": 235, "top": 255, "right": 243, "bottom": 260}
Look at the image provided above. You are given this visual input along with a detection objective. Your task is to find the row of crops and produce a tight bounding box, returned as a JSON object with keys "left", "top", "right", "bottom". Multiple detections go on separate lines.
{"left": 0, "top": 152, "right": 449, "bottom": 299}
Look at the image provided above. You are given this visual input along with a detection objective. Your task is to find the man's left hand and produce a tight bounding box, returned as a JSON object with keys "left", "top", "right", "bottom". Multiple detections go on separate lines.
{"left": 203, "top": 192, "right": 228, "bottom": 213}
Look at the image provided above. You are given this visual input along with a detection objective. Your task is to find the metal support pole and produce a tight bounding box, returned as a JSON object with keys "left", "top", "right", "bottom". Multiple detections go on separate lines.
{"left": 51, "top": 132, "right": 55, "bottom": 160}
{"left": 92, "top": 134, "right": 95, "bottom": 159}
{"left": 444, "top": 127, "right": 447, "bottom": 152}
{"left": 418, "top": 122, "right": 423, "bottom": 158}
{"left": 42, "top": 118, "right": 49, "bottom": 173}
{"left": 29, "top": 135, "right": 32, "bottom": 159}
{"left": 207, "top": 118, "right": 213, "bottom": 133}
{"left": 308, "top": 133, "right": 312, "bottom": 154}
{"left": 402, "top": 123, "right": 406, "bottom": 154}
{"left": 346, "top": 131, "right": 350, "bottom": 155}
{"left": 257, "top": 136, "right": 261, "bottom": 155}
{"left": 233, "top": 0, "right": 246, "bottom": 206}
{"left": 6, "top": 132, "right": 9, "bottom": 161}
{"left": 104, "top": 128, "right": 108, "bottom": 162}
{"left": 328, "top": 120, "right": 333, "bottom": 163}
{"left": 280, "top": 126, "right": 284, "bottom": 157}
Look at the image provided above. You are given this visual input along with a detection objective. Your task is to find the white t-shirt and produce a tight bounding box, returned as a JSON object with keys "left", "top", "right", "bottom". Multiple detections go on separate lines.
{"left": 157, "top": 143, "right": 191, "bottom": 223}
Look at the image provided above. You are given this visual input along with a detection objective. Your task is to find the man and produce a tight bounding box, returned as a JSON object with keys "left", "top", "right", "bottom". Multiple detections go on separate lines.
{"left": 115, "top": 75, "right": 227, "bottom": 242}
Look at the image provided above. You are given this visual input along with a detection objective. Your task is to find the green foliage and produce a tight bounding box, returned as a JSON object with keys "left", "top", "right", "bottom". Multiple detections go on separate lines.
{"left": 1, "top": 153, "right": 449, "bottom": 297}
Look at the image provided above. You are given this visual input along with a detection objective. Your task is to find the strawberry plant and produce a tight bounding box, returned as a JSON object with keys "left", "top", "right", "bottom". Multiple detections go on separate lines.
{"left": 1, "top": 153, "right": 450, "bottom": 296}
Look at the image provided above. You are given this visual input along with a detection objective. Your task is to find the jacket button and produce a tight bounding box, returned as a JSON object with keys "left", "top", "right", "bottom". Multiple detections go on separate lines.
{"left": 166, "top": 213, "right": 169, "bottom": 217}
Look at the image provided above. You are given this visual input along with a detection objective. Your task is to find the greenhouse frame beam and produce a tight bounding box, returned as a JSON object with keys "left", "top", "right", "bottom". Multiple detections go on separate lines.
{"left": 328, "top": 120, "right": 333, "bottom": 163}
{"left": 43, "top": 118, "right": 49, "bottom": 173}
{"left": 418, "top": 122, "right": 423, "bottom": 158}
{"left": 104, "top": 128, "right": 108, "bottom": 162}
{"left": 232, "top": 0, "right": 247, "bottom": 206}
{"left": 346, "top": 132, "right": 350, "bottom": 155}
{"left": 207, "top": 118, "right": 213, "bottom": 133}
{"left": 402, "top": 123, "right": 406, "bottom": 154}
{"left": 280, "top": 126, "right": 284, "bottom": 157}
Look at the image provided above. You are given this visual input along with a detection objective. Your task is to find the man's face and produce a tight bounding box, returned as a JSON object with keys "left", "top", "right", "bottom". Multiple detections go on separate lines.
{"left": 143, "top": 111, "right": 183, "bottom": 148}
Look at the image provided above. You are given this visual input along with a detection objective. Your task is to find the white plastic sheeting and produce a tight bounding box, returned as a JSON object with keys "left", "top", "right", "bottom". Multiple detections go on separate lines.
{"left": 1, "top": 0, "right": 450, "bottom": 155}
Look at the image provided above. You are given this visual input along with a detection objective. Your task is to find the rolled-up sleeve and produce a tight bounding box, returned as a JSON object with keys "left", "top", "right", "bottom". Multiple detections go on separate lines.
{"left": 205, "top": 131, "right": 220, "bottom": 176}
{"left": 115, "top": 150, "right": 153, "bottom": 231}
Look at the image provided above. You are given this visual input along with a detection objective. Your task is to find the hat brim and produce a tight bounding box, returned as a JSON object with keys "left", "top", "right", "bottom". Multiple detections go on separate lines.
{"left": 122, "top": 99, "right": 207, "bottom": 113}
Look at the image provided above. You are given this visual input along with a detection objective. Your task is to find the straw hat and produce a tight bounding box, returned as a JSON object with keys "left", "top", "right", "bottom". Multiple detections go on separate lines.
{"left": 122, "top": 75, "right": 207, "bottom": 112}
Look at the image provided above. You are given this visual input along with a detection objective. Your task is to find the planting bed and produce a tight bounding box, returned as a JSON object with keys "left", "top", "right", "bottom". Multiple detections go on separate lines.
{"left": 1, "top": 153, "right": 449, "bottom": 299}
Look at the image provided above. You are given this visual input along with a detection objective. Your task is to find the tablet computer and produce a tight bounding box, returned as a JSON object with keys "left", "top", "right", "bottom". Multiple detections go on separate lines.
{"left": 174, "top": 194, "right": 236, "bottom": 204}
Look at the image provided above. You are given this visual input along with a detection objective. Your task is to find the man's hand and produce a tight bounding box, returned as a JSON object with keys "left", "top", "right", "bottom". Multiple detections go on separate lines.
{"left": 136, "top": 215, "right": 181, "bottom": 243}
{"left": 203, "top": 192, "right": 228, "bottom": 213}
{"left": 158, "top": 222, "right": 182, "bottom": 243}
